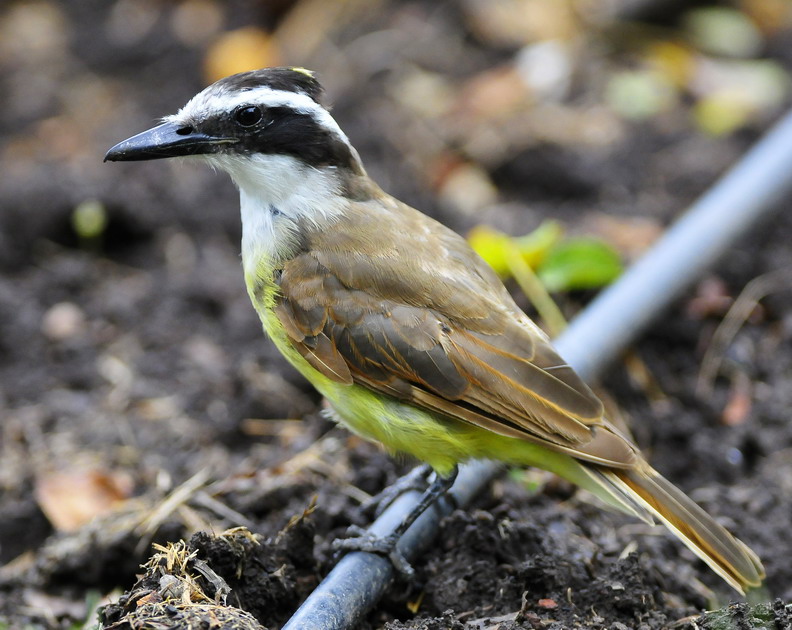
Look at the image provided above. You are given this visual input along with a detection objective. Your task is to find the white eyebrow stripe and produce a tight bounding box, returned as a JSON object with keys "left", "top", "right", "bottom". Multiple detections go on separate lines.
{"left": 172, "top": 86, "right": 351, "bottom": 145}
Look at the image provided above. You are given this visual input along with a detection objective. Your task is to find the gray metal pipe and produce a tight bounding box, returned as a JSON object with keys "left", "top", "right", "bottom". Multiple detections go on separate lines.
{"left": 562, "top": 109, "right": 792, "bottom": 380}
{"left": 282, "top": 107, "right": 792, "bottom": 630}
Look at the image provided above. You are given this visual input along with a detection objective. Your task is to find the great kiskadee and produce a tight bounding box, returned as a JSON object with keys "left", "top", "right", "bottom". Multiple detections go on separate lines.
{"left": 106, "top": 67, "right": 763, "bottom": 593}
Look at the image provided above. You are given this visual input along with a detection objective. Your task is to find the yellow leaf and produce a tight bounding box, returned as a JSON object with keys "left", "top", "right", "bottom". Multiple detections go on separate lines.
{"left": 469, "top": 220, "right": 562, "bottom": 276}
{"left": 694, "top": 94, "right": 750, "bottom": 136}
{"left": 514, "top": 219, "right": 562, "bottom": 268}
{"left": 468, "top": 225, "right": 510, "bottom": 275}
{"left": 644, "top": 41, "right": 695, "bottom": 88}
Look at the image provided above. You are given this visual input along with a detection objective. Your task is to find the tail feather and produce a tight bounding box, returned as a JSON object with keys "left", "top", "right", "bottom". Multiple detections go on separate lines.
{"left": 602, "top": 465, "right": 764, "bottom": 594}
{"left": 578, "top": 465, "right": 656, "bottom": 524}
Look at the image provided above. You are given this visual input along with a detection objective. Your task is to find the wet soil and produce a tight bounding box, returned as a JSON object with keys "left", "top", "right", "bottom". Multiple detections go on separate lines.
{"left": 1, "top": 1, "right": 791, "bottom": 629}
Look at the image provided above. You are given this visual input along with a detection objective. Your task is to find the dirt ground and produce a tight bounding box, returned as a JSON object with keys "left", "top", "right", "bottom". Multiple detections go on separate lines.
{"left": 1, "top": 1, "right": 792, "bottom": 629}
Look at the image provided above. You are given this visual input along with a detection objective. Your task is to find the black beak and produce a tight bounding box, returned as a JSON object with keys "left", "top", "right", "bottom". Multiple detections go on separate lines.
{"left": 104, "top": 121, "right": 236, "bottom": 162}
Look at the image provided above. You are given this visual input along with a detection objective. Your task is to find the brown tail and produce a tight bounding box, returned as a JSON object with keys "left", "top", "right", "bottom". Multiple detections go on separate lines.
{"left": 603, "top": 465, "right": 764, "bottom": 594}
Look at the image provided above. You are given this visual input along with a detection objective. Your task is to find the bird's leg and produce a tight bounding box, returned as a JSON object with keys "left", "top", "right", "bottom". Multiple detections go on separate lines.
{"left": 389, "top": 466, "right": 458, "bottom": 538}
{"left": 362, "top": 463, "right": 434, "bottom": 518}
{"left": 334, "top": 466, "right": 458, "bottom": 578}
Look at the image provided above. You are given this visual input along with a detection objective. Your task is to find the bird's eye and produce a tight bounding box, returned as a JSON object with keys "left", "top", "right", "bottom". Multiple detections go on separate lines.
{"left": 234, "top": 106, "right": 263, "bottom": 127}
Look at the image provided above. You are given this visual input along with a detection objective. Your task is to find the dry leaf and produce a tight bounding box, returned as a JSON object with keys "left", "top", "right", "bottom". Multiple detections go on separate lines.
{"left": 35, "top": 468, "right": 133, "bottom": 532}
{"left": 437, "top": 162, "right": 498, "bottom": 215}
{"left": 457, "top": 65, "right": 531, "bottom": 121}
{"left": 739, "top": 0, "right": 792, "bottom": 34}
{"left": 464, "top": 0, "right": 578, "bottom": 47}
{"left": 274, "top": 0, "right": 375, "bottom": 62}
{"left": 583, "top": 213, "right": 662, "bottom": 261}
{"left": 171, "top": 0, "right": 224, "bottom": 47}
{"left": 204, "top": 27, "right": 280, "bottom": 83}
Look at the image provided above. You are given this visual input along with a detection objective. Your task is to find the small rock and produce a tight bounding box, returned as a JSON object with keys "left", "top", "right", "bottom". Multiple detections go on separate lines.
{"left": 42, "top": 302, "right": 86, "bottom": 341}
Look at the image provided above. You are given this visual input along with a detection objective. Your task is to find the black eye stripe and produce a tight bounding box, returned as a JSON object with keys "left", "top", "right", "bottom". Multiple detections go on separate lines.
{"left": 198, "top": 106, "right": 357, "bottom": 171}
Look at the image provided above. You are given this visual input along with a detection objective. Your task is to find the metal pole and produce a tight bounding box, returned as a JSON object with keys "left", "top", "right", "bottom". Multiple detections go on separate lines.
{"left": 283, "top": 108, "right": 792, "bottom": 630}
{"left": 562, "top": 109, "right": 792, "bottom": 381}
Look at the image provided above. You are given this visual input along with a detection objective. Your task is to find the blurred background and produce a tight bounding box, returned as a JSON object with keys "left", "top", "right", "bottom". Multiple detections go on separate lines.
{"left": 2, "top": 1, "right": 792, "bottom": 628}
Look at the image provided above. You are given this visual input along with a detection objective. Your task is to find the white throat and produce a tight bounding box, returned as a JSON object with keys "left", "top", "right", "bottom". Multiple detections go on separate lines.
{"left": 209, "top": 153, "right": 345, "bottom": 272}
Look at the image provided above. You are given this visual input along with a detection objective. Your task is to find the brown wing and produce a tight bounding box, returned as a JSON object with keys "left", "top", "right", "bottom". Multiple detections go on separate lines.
{"left": 275, "top": 197, "right": 637, "bottom": 467}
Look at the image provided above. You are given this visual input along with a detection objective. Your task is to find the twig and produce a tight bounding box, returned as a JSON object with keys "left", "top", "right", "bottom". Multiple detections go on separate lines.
{"left": 697, "top": 268, "right": 791, "bottom": 396}
{"left": 135, "top": 468, "right": 211, "bottom": 555}
{"left": 502, "top": 237, "right": 567, "bottom": 337}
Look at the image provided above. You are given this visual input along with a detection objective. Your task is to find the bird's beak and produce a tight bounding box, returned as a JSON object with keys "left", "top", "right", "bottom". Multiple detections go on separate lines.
{"left": 104, "top": 121, "right": 236, "bottom": 162}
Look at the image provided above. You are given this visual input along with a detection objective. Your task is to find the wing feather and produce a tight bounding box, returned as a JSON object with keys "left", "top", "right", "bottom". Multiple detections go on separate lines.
{"left": 273, "top": 214, "right": 637, "bottom": 467}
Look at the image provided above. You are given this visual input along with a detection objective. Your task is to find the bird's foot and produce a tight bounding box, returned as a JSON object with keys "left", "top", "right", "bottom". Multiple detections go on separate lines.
{"left": 333, "top": 466, "right": 459, "bottom": 579}
{"left": 362, "top": 463, "right": 433, "bottom": 518}
{"left": 332, "top": 527, "right": 415, "bottom": 579}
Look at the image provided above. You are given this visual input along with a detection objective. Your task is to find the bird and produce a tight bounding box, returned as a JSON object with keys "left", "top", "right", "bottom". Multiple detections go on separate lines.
{"left": 105, "top": 67, "right": 764, "bottom": 594}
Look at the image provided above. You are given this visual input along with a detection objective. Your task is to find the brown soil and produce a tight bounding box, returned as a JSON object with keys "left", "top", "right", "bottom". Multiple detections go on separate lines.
{"left": 1, "top": 1, "right": 791, "bottom": 629}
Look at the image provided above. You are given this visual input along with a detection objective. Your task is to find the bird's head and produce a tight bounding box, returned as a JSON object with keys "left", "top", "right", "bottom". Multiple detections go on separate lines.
{"left": 106, "top": 68, "right": 373, "bottom": 264}
{"left": 105, "top": 67, "right": 365, "bottom": 185}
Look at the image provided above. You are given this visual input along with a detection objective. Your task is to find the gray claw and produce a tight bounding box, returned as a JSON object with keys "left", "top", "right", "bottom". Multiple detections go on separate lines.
{"left": 332, "top": 530, "right": 415, "bottom": 579}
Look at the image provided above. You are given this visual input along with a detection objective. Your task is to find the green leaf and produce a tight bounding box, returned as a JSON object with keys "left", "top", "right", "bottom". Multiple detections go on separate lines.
{"left": 71, "top": 200, "right": 108, "bottom": 240}
{"left": 606, "top": 70, "right": 676, "bottom": 120}
{"left": 684, "top": 7, "right": 762, "bottom": 59}
{"left": 537, "top": 238, "right": 622, "bottom": 292}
